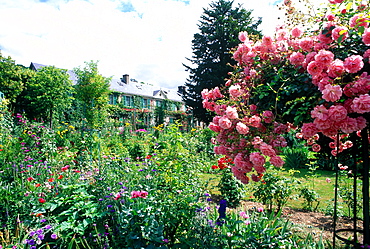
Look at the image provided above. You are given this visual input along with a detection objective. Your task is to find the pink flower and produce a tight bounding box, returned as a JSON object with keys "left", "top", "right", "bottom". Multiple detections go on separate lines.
{"left": 257, "top": 207, "right": 264, "bottom": 212}
{"left": 344, "top": 55, "right": 364, "bottom": 73}
{"left": 225, "top": 106, "right": 238, "bottom": 120}
{"left": 291, "top": 27, "right": 303, "bottom": 38}
{"left": 249, "top": 115, "right": 261, "bottom": 128}
{"left": 326, "top": 178, "right": 331, "bottom": 183}
{"left": 322, "top": 84, "right": 342, "bottom": 102}
{"left": 229, "top": 85, "right": 242, "bottom": 98}
{"left": 219, "top": 116, "right": 232, "bottom": 129}
{"left": 131, "top": 190, "right": 148, "bottom": 199}
{"left": 238, "top": 31, "right": 249, "bottom": 42}
{"left": 236, "top": 122, "right": 249, "bottom": 134}
{"left": 364, "top": 49, "right": 370, "bottom": 60}
{"left": 315, "top": 50, "right": 335, "bottom": 66}
{"left": 312, "top": 144, "right": 321, "bottom": 152}
{"left": 307, "top": 61, "right": 324, "bottom": 76}
{"left": 249, "top": 152, "right": 266, "bottom": 167}
{"left": 363, "top": 28, "right": 370, "bottom": 46}
{"left": 301, "top": 123, "right": 318, "bottom": 139}
{"left": 350, "top": 14, "right": 369, "bottom": 29}
{"left": 311, "top": 105, "right": 329, "bottom": 120}
{"left": 299, "top": 37, "right": 314, "bottom": 52}
{"left": 327, "top": 59, "right": 345, "bottom": 78}
{"left": 332, "top": 26, "right": 348, "bottom": 42}
{"left": 352, "top": 94, "right": 370, "bottom": 114}
{"left": 239, "top": 211, "right": 249, "bottom": 219}
{"left": 270, "top": 156, "right": 284, "bottom": 167}
{"left": 289, "top": 52, "right": 305, "bottom": 66}
{"left": 328, "top": 105, "right": 347, "bottom": 121}
{"left": 259, "top": 143, "right": 276, "bottom": 157}
{"left": 209, "top": 123, "right": 221, "bottom": 133}
{"left": 262, "top": 110, "right": 274, "bottom": 123}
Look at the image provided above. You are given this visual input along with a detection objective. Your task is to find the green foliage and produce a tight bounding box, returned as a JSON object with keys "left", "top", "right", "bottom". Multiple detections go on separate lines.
{"left": 24, "top": 66, "right": 75, "bottom": 127}
{"left": 218, "top": 169, "right": 243, "bottom": 208}
{"left": 299, "top": 187, "right": 320, "bottom": 211}
{"left": 74, "top": 61, "right": 112, "bottom": 129}
{"left": 0, "top": 52, "right": 35, "bottom": 105}
{"left": 182, "top": 0, "right": 262, "bottom": 123}
{"left": 252, "top": 172, "right": 298, "bottom": 213}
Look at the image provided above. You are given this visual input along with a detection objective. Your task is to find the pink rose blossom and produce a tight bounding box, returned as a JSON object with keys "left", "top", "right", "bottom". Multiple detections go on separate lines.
{"left": 352, "top": 94, "right": 370, "bottom": 114}
{"left": 326, "top": 178, "right": 331, "bottom": 183}
{"left": 291, "top": 27, "right": 303, "bottom": 38}
{"left": 302, "top": 123, "right": 318, "bottom": 139}
{"left": 363, "top": 49, "right": 370, "bottom": 60}
{"left": 312, "top": 144, "right": 321, "bottom": 152}
{"left": 350, "top": 14, "right": 369, "bottom": 29}
{"left": 315, "top": 50, "right": 335, "bottom": 66}
{"left": 299, "top": 37, "right": 314, "bottom": 52}
{"left": 249, "top": 152, "right": 266, "bottom": 167}
{"left": 307, "top": 61, "right": 325, "bottom": 76}
{"left": 212, "top": 116, "right": 221, "bottom": 125}
{"left": 209, "top": 123, "right": 221, "bottom": 133}
{"left": 289, "top": 52, "right": 305, "bottom": 66}
{"left": 218, "top": 116, "right": 232, "bottom": 129}
{"left": 249, "top": 115, "right": 261, "bottom": 128}
{"left": 328, "top": 105, "right": 347, "bottom": 121}
{"left": 238, "top": 31, "right": 249, "bottom": 42}
{"left": 332, "top": 26, "right": 348, "bottom": 42}
{"left": 259, "top": 143, "right": 276, "bottom": 157}
{"left": 327, "top": 59, "right": 345, "bottom": 78}
{"left": 311, "top": 105, "right": 329, "bottom": 120}
{"left": 363, "top": 28, "right": 370, "bottom": 46}
{"left": 226, "top": 106, "right": 239, "bottom": 120}
{"left": 262, "top": 110, "right": 274, "bottom": 123}
{"left": 322, "top": 84, "right": 342, "bottom": 102}
{"left": 229, "top": 85, "right": 242, "bottom": 98}
{"left": 344, "top": 55, "right": 364, "bottom": 73}
{"left": 236, "top": 122, "right": 250, "bottom": 134}
{"left": 270, "top": 156, "right": 284, "bottom": 167}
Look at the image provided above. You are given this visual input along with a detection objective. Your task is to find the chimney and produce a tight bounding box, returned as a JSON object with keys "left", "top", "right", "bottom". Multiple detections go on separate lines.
{"left": 121, "top": 74, "right": 129, "bottom": 84}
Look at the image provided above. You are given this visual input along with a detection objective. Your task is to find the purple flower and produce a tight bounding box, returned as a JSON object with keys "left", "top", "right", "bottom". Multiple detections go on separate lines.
{"left": 44, "top": 225, "right": 52, "bottom": 230}
{"left": 27, "top": 239, "right": 36, "bottom": 245}
{"left": 204, "top": 193, "right": 210, "bottom": 197}
{"left": 40, "top": 219, "right": 47, "bottom": 223}
{"left": 36, "top": 229, "right": 43, "bottom": 235}
{"left": 38, "top": 234, "right": 45, "bottom": 240}
{"left": 51, "top": 234, "right": 57, "bottom": 239}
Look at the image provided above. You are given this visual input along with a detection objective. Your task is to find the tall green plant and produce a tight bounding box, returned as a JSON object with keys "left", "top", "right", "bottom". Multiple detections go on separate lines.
{"left": 74, "top": 61, "right": 111, "bottom": 129}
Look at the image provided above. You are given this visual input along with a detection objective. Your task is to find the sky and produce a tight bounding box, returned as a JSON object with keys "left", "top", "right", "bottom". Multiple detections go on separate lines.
{"left": 0, "top": 0, "right": 286, "bottom": 89}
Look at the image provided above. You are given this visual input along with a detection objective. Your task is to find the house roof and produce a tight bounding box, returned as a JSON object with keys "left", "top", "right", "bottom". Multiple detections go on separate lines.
{"left": 30, "top": 62, "right": 183, "bottom": 102}
{"left": 110, "top": 78, "right": 182, "bottom": 102}
{"left": 30, "top": 62, "right": 78, "bottom": 84}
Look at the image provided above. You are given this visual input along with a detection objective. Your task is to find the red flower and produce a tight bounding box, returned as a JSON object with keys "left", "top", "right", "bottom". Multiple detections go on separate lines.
{"left": 47, "top": 178, "right": 54, "bottom": 182}
{"left": 35, "top": 183, "right": 41, "bottom": 187}
{"left": 57, "top": 175, "right": 63, "bottom": 180}
{"left": 211, "top": 165, "right": 218, "bottom": 169}
{"left": 145, "top": 154, "right": 152, "bottom": 159}
{"left": 27, "top": 177, "right": 35, "bottom": 182}
{"left": 38, "top": 198, "right": 46, "bottom": 204}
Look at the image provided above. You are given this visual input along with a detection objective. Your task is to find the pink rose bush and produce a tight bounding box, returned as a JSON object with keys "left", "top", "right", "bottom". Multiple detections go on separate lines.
{"left": 202, "top": 0, "right": 370, "bottom": 183}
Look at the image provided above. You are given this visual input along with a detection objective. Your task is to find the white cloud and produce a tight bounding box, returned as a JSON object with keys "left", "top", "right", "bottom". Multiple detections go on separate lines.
{"left": 0, "top": 0, "right": 288, "bottom": 89}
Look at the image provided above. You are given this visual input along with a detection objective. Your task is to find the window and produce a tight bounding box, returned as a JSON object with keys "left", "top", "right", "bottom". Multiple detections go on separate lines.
{"left": 142, "top": 98, "right": 150, "bottom": 109}
{"left": 124, "top": 96, "right": 133, "bottom": 107}
{"left": 156, "top": 100, "right": 162, "bottom": 107}
{"left": 109, "top": 94, "right": 117, "bottom": 105}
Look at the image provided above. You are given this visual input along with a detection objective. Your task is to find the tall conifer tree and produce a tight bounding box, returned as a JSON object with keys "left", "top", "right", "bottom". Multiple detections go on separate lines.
{"left": 181, "top": 0, "right": 261, "bottom": 123}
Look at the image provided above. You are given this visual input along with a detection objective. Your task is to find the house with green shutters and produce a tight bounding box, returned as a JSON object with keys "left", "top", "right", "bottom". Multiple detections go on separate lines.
{"left": 30, "top": 63, "right": 187, "bottom": 128}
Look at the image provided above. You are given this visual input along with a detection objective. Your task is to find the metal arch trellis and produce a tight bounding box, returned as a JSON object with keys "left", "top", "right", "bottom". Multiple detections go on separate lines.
{"left": 333, "top": 126, "right": 370, "bottom": 248}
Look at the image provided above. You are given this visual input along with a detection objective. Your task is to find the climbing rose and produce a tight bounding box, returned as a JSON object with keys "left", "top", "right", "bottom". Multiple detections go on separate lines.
{"left": 270, "top": 156, "right": 284, "bottom": 167}
{"left": 363, "top": 28, "right": 370, "bottom": 45}
{"left": 236, "top": 122, "right": 249, "bottom": 134}
{"left": 291, "top": 27, "right": 303, "bottom": 38}
{"left": 225, "top": 106, "right": 238, "bottom": 120}
{"left": 219, "top": 116, "right": 232, "bottom": 129}
{"left": 344, "top": 55, "right": 364, "bottom": 73}
{"left": 229, "top": 85, "right": 242, "bottom": 98}
{"left": 249, "top": 152, "right": 265, "bottom": 167}
{"left": 302, "top": 123, "right": 318, "bottom": 139}
{"left": 352, "top": 94, "right": 370, "bottom": 114}
{"left": 322, "top": 84, "right": 342, "bottom": 102}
